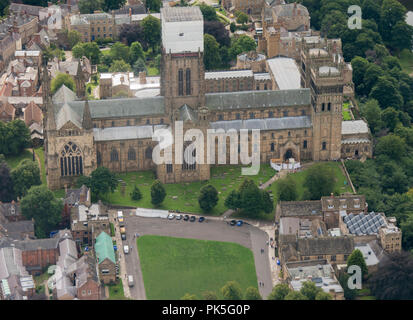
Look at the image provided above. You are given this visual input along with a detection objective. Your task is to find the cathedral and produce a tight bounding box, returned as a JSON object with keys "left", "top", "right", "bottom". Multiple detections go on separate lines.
{"left": 43, "top": 7, "right": 372, "bottom": 190}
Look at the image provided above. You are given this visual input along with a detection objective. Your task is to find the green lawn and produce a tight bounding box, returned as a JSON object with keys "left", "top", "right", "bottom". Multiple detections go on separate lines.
{"left": 107, "top": 279, "right": 127, "bottom": 300}
{"left": 103, "top": 164, "right": 275, "bottom": 215}
{"left": 272, "top": 161, "right": 353, "bottom": 201}
{"left": 4, "top": 149, "right": 33, "bottom": 169}
{"left": 342, "top": 102, "right": 352, "bottom": 121}
{"left": 34, "top": 147, "right": 47, "bottom": 186}
{"left": 137, "top": 235, "right": 258, "bottom": 300}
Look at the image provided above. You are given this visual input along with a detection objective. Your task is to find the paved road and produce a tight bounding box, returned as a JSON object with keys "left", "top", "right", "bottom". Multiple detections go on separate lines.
{"left": 120, "top": 213, "right": 273, "bottom": 299}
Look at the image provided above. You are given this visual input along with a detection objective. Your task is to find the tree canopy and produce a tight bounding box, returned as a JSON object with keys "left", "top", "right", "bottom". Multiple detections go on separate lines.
{"left": 21, "top": 185, "right": 63, "bottom": 238}
{"left": 221, "top": 281, "right": 243, "bottom": 300}
{"left": 198, "top": 184, "right": 219, "bottom": 212}
{"left": 51, "top": 72, "right": 76, "bottom": 94}
{"left": 0, "top": 120, "right": 31, "bottom": 156}
{"left": 11, "top": 159, "right": 41, "bottom": 198}
{"left": 303, "top": 164, "right": 335, "bottom": 200}
{"left": 151, "top": 180, "right": 166, "bottom": 206}
{"left": 0, "top": 160, "right": 15, "bottom": 202}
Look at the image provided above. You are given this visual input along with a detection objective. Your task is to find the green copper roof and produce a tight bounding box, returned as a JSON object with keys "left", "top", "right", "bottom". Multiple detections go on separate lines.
{"left": 95, "top": 232, "right": 115, "bottom": 265}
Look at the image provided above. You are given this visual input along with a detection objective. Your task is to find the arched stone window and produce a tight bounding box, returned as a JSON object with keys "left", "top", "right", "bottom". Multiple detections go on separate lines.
{"left": 97, "top": 151, "right": 102, "bottom": 166}
{"left": 128, "top": 148, "right": 136, "bottom": 160}
{"left": 270, "top": 143, "right": 275, "bottom": 152}
{"left": 322, "top": 141, "right": 327, "bottom": 150}
{"left": 110, "top": 148, "right": 119, "bottom": 162}
{"left": 145, "top": 146, "right": 152, "bottom": 159}
{"left": 186, "top": 68, "right": 191, "bottom": 95}
{"left": 60, "top": 142, "right": 83, "bottom": 177}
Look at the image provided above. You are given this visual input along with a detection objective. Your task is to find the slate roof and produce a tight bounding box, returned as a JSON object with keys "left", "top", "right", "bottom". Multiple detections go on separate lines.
{"left": 179, "top": 104, "right": 197, "bottom": 122}
{"left": 52, "top": 84, "right": 77, "bottom": 104}
{"left": 3, "top": 221, "right": 34, "bottom": 240}
{"left": 95, "top": 232, "right": 115, "bottom": 265}
{"left": 273, "top": 3, "right": 309, "bottom": 17}
{"left": 161, "top": 7, "right": 203, "bottom": 22}
{"left": 297, "top": 237, "right": 354, "bottom": 256}
{"left": 341, "top": 120, "right": 369, "bottom": 135}
{"left": 93, "top": 125, "right": 168, "bottom": 141}
{"left": 0, "top": 203, "right": 21, "bottom": 219}
{"left": 205, "top": 89, "right": 310, "bottom": 110}
{"left": 267, "top": 57, "right": 301, "bottom": 90}
{"left": 211, "top": 116, "right": 312, "bottom": 132}
{"left": 53, "top": 96, "right": 165, "bottom": 123}
{"left": 279, "top": 200, "right": 322, "bottom": 217}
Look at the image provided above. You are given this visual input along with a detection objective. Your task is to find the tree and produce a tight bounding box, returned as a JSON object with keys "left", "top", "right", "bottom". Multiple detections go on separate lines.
{"left": 21, "top": 185, "right": 63, "bottom": 238}
{"left": 202, "top": 291, "right": 218, "bottom": 300}
{"left": 303, "top": 164, "right": 335, "bottom": 200}
{"left": 133, "top": 58, "right": 147, "bottom": 76}
{"left": 244, "top": 287, "right": 262, "bottom": 300}
{"left": 235, "top": 11, "right": 248, "bottom": 25}
{"left": 228, "top": 35, "right": 256, "bottom": 60}
{"left": 102, "top": 0, "right": 126, "bottom": 11}
{"left": 370, "top": 76, "right": 404, "bottom": 110}
{"left": 82, "top": 167, "right": 118, "bottom": 200}
{"left": 381, "top": 107, "right": 401, "bottom": 132}
{"left": 130, "top": 185, "right": 142, "bottom": 201}
{"left": 78, "top": 0, "right": 103, "bottom": 14}
{"left": 119, "top": 23, "right": 147, "bottom": 48}
{"left": 351, "top": 56, "right": 369, "bottom": 93}
{"left": 338, "top": 272, "right": 357, "bottom": 300}
{"left": 109, "top": 59, "right": 132, "bottom": 72}
{"left": 0, "top": 0, "right": 10, "bottom": 17}
{"left": 151, "top": 180, "right": 166, "bottom": 206}
{"left": 267, "top": 283, "right": 291, "bottom": 300}
{"left": 203, "top": 34, "right": 221, "bottom": 71}
{"left": 180, "top": 293, "right": 197, "bottom": 300}
{"left": 300, "top": 281, "right": 323, "bottom": 300}
{"left": 225, "top": 190, "right": 241, "bottom": 210}
{"left": 129, "top": 41, "right": 145, "bottom": 65}
{"left": 401, "top": 216, "right": 413, "bottom": 252}
{"left": 230, "top": 22, "right": 236, "bottom": 33}
{"left": 276, "top": 177, "right": 298, "bottom": 201}
{"left": 141, "top": 15, "right": 161, "bottom": 53}
{"left": 347, "top": 249, "right": 368, "bottom": 277}
{"left": 51, "top": 72, "right": 76, "bottom": 94}
{"left": 361, "top": 99, "right": 383, "bottom": 134}
{"left": 145, "top": 0, "right": 161, "bottom": 12}
{"left": 315, "top": 291, "right": 332, "bottom": 300}
{"left": 198, "top": 184, "right": 218, "bottom": 212}
{"left": 11, "top": 159, "right": 41, "bottom": 198}
{"left": 67, "top": 30, "right": 82, "bottom": 49}
{"left": 380, "top": 0, "right": 407, "bottom": 44}
{"left": 369, "top": 251, "right": 413, "bottom": 300}
{"left": 0, "top": 160, "right": 15, "bottom": 202}
{"left": 110, "top": 42, "right": 130, "bottom": 62}
{"left": 204, "top": 21, "right": 230, "bottom": 47}
{"left": 284, "top": 291, "right": 308, "bottom": 300}
{"left": 199, "top": 4, "right": 217, "bottom": 21}
{"left": 261, "top": 190, "right": 274, "bottom": 214}
{"left": 221, "top": 281, "right": 243, "bottom": 300}
{"left": 72, "top": 42, "right": 101, "bottom": 64}
{"left": 0, "top": 120, "right": 31, "bottom": 156}
{"left": 375, "top": 134, "right": 406, "bottom": 161}
{"left": 238, "top": 179, "right": 263, "bottom": 216}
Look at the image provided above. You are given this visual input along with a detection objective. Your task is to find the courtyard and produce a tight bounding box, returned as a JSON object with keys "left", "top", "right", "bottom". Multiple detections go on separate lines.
{"left": 120, "top": 215, "right": 273, "bottom": 300}
{"left": 103, "top": 164, "right": 275, "bottom": 215}
{"left": 137, "top": 235, "right": 258, "bottom": 300}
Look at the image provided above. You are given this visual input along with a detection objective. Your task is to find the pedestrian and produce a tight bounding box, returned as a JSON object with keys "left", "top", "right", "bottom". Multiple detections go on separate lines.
{"left": 262, "top": 282, "right": 264, "bottom": 287}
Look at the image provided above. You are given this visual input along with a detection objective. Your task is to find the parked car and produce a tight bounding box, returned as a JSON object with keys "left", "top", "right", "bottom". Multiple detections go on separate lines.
{"left": 236, "top": 220, "right": 244, "bottom": 227}
{"left": 230, "top": 220, "right": 237, "bottom": 226}
{"left": 198, "top": 217, "right": 205, "bottom": 223}
{"left": 123, "top": 245, "right": 129, "bottom": 254}
{"left": 190, "top": 216, "right": 196, "bottom": 222}
{"left": 120, "top": 227, "right": 126, "bottom": 234}
{"left": 128, "top": 275, "right": 134, "bottom": 287}
{"left": 118, "top": 216, "right": 124, "bottom": 223}
{"left": 168, "top": 213, "right": 175, "bottom": 220}
{"left": 121, "top": 233, "right": 126, "bottom": 240}
{"left": 176, "top": 214, "right": 182, "bottom": 220}
{"left": 183, "top": 215, "right": 190, "bottom": 221}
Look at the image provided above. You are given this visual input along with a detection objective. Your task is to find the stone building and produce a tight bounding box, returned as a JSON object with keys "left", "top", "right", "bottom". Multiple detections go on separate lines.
{"left": 69, "top": 12, "right": 116, "bottom": 42}
{"left": 94, "top": 231, "right": 116, "bottom": 284}
{"left": 43, "top": 6, "right": 371, "bottom": 190}
{"left": 222, "top": 0, "right": 265, "bottom": 16}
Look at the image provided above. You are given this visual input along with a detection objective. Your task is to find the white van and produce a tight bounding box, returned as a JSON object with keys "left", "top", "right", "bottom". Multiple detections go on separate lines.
{"left": 117, "top": 211, "right": 123, "bottom": 219}
{"left": 123, "top": 245, "right": 129, "bottom": 254}
{"left": 128, "top": 275, "right": 134, "bottom": 287}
